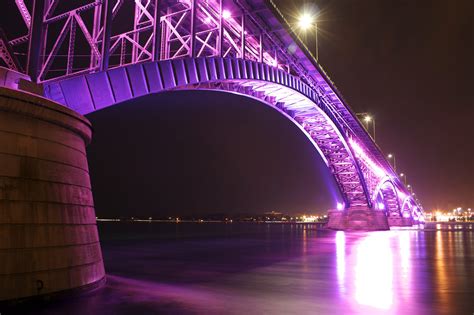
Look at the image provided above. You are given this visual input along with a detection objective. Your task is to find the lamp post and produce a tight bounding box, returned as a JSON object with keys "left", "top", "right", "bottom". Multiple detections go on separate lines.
{"left": 400, "top": 173, "right": 407, "bottom": 186}
{"left": 387, "top": 153, "right": 396, "bottom": 171}
{"left": 356, "top": 113, "right": 376, "bottom": 141}
{"left": 297, "top": 12, "right": 319, "bottom": 61}
{"left": 364, "top": 115, "right": 375, "bottom": 141}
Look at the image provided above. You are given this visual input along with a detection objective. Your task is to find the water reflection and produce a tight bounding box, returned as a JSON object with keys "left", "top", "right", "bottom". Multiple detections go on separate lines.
{"left": 353, "top": 232, "right": 394, "bottom": 310}
{"left": 435, "top": 230, "right": 450, "bottom": 311}
{"left": 10, "top": 223, "right": 474, "bottom": 315}
{"left": 335, "top": 231, "right": 346, "bottom": 294}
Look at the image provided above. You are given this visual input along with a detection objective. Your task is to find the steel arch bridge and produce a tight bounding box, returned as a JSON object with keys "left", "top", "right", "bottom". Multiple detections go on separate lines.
{"left": 0, "top": 0, "right": 423, "bottom": 230}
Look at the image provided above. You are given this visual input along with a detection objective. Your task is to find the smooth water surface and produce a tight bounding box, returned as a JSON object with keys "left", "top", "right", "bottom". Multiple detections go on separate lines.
{"left": 8, "top": 222, "right": 474, "bottom": 315}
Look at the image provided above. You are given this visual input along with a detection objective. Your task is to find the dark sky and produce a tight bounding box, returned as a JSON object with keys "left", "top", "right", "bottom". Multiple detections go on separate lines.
{"left": 2, "top": 1, "right": 471, "bottom": 216}
{"left": 87, "top": 91, "right": 340, "bottom": 217}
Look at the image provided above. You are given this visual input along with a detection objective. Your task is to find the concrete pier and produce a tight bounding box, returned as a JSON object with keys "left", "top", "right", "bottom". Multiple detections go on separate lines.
{"left": 0, "top": 87, "right": 105, "bottom": 302}
{"left": 326, "top": 207, "right": 390, "bottom": 231}
{"left": 387, "top": 217, "right": 414, "bottom": 227}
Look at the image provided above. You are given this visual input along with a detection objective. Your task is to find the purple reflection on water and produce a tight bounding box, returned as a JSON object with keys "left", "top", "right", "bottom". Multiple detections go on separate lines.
{"left": 8, "top": 222, "right": 474, "bottom": 315}
{"left": 353, "top": 232, "right": 394, "bottom": 310}
{"left": 335, "top": 231, "right": 346, "bottom": 294}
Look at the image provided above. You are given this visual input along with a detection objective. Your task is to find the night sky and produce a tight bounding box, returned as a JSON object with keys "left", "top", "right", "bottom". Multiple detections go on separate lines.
{"left": 86, "top": 0, "right": 473, "bottom": 217}
{"left": 87, "top": 91, "right": 339, "bottom": 217}
{"left": 3, "top": 1, "right": 471, "bottom": 216}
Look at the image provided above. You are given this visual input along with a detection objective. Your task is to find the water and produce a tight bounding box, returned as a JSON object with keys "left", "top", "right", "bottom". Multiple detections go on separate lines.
{"left": 7, "top": 222, "right": 474, "bottom": 315}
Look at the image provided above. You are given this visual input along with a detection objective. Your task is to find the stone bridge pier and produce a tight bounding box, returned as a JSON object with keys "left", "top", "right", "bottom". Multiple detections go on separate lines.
{"left": 0, "top": 87, "right": 105, "bottom": 302}
{"left": 326, "top": 207, "right": 390, "bottom": 231}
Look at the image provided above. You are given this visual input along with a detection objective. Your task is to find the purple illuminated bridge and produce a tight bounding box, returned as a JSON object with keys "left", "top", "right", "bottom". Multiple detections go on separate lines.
{"left": 0, "top": 0, "right": 423, "bottom": 230}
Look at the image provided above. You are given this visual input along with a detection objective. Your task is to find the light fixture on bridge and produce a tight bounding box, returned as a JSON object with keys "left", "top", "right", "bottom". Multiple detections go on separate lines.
{"left": 356, "top": 113, "right": 376, "bottom": 141}
{"left": 297, "top": 12, "right": 315, "bottom": 30}
{"left": 399, "top": 172, "right": 408, "bottom": 185}
{"left": 336, "top": 202, "right": 344, "bottom": 211}
{"left": 387, "top": 153, "right": 396, "bottom": 171}
{"left": 222, "top": 9, "right": 231, "bottom": 19}
{"left": 297, "top": 11, "right": 319, "bottom": 61}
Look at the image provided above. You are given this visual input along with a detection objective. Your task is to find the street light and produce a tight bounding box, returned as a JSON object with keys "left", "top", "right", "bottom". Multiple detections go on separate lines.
{"left": 400, "top": 172, "right": 407, "bottom": 186}
{"left": 387, "top": 153, "right": 396, "bottom": 171}
{"left": 364, "top": 115, "right": 376, "bottom": 141}
{"left": 297, "top": 12, "right": 319, "bottom": 61}
{"left": 356, "top": 113, "right": 376, "bottom": 141}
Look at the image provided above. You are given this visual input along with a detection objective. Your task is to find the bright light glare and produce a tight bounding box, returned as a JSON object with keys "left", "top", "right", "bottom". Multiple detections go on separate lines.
{"left": 400, "top": 173, "right": 404, "bottom": 177}
{"left": 222, "top": 9, "right": 231, "bottom": 19}
{"left": 337, "top": 202, "right": 344, "bottom": 211}
{"left": 297, "top": 12, "right": 314, "bottom": 30}
{"left": 387, "top": 154, "right": 393, "bottom": 158}
{"left": 355, "top": 234, "right": 393, "bottom": 309}
{"left": 364, "top": 115, "right": 372, "bottom": 122}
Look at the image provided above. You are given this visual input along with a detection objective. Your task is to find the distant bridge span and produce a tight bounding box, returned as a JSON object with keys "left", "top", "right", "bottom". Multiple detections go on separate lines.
{"left": 0, "top": 0, "right": 423, "bottom": 230}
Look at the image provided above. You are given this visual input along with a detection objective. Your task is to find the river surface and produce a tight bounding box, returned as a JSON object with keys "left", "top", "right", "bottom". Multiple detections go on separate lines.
{"left": 8, "top": 222, "right": 474, "bottom": 315}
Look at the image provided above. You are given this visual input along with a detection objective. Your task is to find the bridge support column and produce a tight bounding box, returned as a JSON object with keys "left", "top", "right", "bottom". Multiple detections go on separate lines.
{"left": 327, "top": 207, "right": 389, "bottom": 231}
{"left": 0, "top": 88, "right": 105, "bottom": 303}
{"left": 387, "top": 216, "right": 413, "bottom": 227}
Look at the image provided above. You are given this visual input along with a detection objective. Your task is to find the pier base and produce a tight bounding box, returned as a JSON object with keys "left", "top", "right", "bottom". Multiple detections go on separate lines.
{"left": 387, "top": 217, "right": 414, "bottom": 227}
{"left": 0, "top": 88, "right": 105, "bottom": 303}
{"left": 326, "top": 207, "right": 390, "bottom": 231}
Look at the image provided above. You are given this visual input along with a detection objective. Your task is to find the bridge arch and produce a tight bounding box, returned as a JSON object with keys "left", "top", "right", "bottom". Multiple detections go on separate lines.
{"left": 372, "top": 178, "right": 402, "bottom": 217}
{"left": 401, "top": 196, "right": 423, "bottom": 222}
{"left": 45, "top": 57, "right": 372, "bottom": 209}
